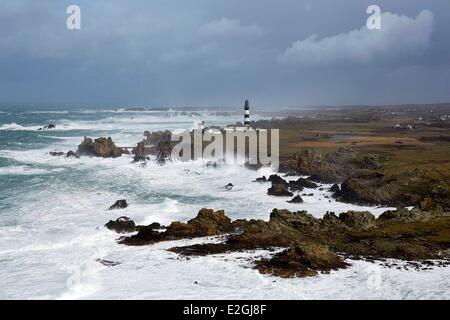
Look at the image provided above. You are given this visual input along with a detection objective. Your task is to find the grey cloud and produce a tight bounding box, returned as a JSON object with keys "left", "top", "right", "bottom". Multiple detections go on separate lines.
{"left": 199, "top": 18, "right": 263, "bottom": 37}
{"left": 0, "top": 1, "right": 449, "bottom": 107}
{"left": 278, "top": 10, "right": 434, "bottom": 67}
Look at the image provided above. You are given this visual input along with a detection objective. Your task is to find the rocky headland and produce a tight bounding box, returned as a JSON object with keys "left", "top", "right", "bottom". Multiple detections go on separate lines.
{"left": 106, "top": 206, "right": 450, "bottom": 278}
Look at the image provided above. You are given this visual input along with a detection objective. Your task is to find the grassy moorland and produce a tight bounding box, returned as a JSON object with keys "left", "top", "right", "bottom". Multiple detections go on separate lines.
{"left": 254, "top": 104, "right": 450, "bottom": 210}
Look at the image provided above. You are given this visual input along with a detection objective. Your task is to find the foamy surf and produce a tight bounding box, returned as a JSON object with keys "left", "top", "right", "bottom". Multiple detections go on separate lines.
{"left": 0, "top": 108, "right": 449, "bottom": 300}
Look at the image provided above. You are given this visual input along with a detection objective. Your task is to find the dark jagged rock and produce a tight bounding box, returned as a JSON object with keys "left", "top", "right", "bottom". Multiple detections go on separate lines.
{"left": 49, "top": 151, "right": 65, "bottom": 156}
{"left": 268, "top": 181, "right": 293, "bottom": 197}
{"left": 338, "top": 172, "right": 395, "bottom": 205}
{"left": 77, "top": 136, "right": 122, "bottom": 158}
{"left": 156, "top": 140, "right": 173, "bottom": 164}
{"left": 120, "top": 208, "right": 235, "bottom": 246}
{"left": 96, "top": 259, "right": 120, "bottom": 267}
{"left": 288, "top": 181, "right": 304, "bottom": 192}
{"left": 254, "top": 176, "right": 267, "bottom": 183}
{"left": 291, "top": 177, "right": 318, "bottom": 189}
{"left": 120, "top": 227, "right": 164, "bottom": 245}
{"left": 38, "top": 124, "right": 56, "bottom": 131}
{"left": 112, "top": 207, "right": 450, "bottom": 277}
{"left": 338, "top": 211, "right": 376, "bottom": 230}
{"left": 268, "top": 174, "right": 288, "bottom": 185}
{"left": 147, "top": 222, "right": 164, "bottom": 230}
{"left": 65, "top": 150, "right": 80, "bottom": 159}
{"left": 105, "top": 217, "right": 136, "bottom": 233}
{"left": 378, "top": 205, "right": 447, "bottom": 223}
{"left": 133, "top": 155, "right": 150, "bottom": 162}
{"left": 224, "top": 183, "right": 234, "bottom": 191}
{"left": 329, "top": 184, "right": 341, "bottom": 195}
{"left": 165, "top": 208, "right": 233, "bottom": 238}
{"left": 135, "top": 130, "right": 174, "bottom": 164}
{"left": 133, "top": 141, "right": 147, "bottom": 158}
{"left": 287, "top": 195, "right": 304, "bottom": 203}
{"left": 108, "top": 199, "right": 128, "bottom": 210}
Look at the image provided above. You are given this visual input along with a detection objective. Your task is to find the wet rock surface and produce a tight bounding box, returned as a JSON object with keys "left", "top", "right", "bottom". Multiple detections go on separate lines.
{"left": 37, "top": 124, "right": 56, "bottom": 131}
{"left": 255, "top": 243, "right": 349, "bottom": 278}
{"left": 65, "top": 150, "right": 79, "bottom": 159}
{"left": 105, "top": 216, "right": 136, "bottom": 233}
{"left": 49, "top": 151, "right": 65, "bottom": 157}
{"left": 113, "top": 206, "right": 450, "bottom": 278}
{"left": 287, "top": 195, "right": 304, "bottom": 203}
{"left": 108, "top": 199, "right": 128, "bottom": 210}
{"left": 77, "top": 136, "right": 123, "bottom": 158}
{"left": 119, "top": 208, "right": 237, "bottom": 246}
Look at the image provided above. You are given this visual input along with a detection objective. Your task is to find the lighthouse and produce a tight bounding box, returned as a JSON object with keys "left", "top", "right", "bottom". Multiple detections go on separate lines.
{"left": 244, "top": 100, "right": 250, "bottom": 127}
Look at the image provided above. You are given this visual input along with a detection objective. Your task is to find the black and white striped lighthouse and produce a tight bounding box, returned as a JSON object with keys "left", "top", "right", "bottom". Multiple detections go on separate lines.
{"left": 244, "top": 100, "right": 250, "bottom": 127}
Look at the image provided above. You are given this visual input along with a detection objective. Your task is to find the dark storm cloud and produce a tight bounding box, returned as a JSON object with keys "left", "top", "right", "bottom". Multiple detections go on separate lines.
{"left": 0, "top": 0, "right": 449, "bottom": 107}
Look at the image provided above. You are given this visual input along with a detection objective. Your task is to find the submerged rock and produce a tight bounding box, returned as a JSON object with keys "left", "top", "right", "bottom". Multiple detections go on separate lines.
{"left": 96, "top": 259, "right": 120, "bottom": 267}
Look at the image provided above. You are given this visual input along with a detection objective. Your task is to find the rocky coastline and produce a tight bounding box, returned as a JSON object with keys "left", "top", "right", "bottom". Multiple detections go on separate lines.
{"left": 105, "top": 206, "right": 450, "bottom": 278}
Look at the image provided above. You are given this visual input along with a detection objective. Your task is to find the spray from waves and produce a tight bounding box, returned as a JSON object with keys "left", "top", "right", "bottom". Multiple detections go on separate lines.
{"left": 0, "top": 166, "right": 65, "bottom": 175}
{"left": 0, "top": 123, "right": 38, "bottom": 131}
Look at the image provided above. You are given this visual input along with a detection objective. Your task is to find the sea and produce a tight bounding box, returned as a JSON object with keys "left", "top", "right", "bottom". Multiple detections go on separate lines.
{"left": 0, "top": 106, "right": 449, "bottom": 299}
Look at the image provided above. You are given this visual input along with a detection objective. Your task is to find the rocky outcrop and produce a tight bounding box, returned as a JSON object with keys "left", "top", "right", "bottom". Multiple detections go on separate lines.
{"left": 133, "top": 142, "right": 150, "bottom": 162}
{"left": 37, "top": 124, "right": 56, "bottom": 131}
{"left": 108, "top": 199, "right": 128, "bottom": 210}
{"left": 134, "top": 130, "right": 173, "bottom": 164}
{"left": 114, "top": 207, "right": 450, "bottom": 277}
{"left": 338, "top": 211, "right": 376, "bottom": 230}
{"left": 268, "top": 180, "right": 293, "bottom": 197}
{"left": 288, "top": 149, "right": 340, "bottom": 183}
{"left": 290, "top": 178, "right": 318, "bottom": 189}
{"left": 224, "top": 183, "right": 234, "bottom": 191}
{"left": 254, "top": 176, "right": 267, "bottom": 183}
{"left": 280, "top": 148, "right": 384, "bottom": 184}
{"left": 105, "top": 217, "right": 136, "bottom": 233}
{"left": 77, "top": 137, "right": 122, "bottom": 158}
{"left": 119, "top": 208, "right": 236, "bottom": 245}
{"left": 65, "top": 150, "right": 79, "bottom": 159}
{"left": 287, "top": 195, "right": 304, "bottom": 203}
{"left": 329, "top": 184, "right": 340, "bottom": 195}
{"left": 49, "top": 151, "right": 65, "bottom": 156}
{"left": 378, "top": 205, "right": 448, "bottom": 223}
{"left": 337, "top": 172, "right": 396, "bottom": 205}
{"left": 255, "top": 243, "right": 348, "bottom": 278}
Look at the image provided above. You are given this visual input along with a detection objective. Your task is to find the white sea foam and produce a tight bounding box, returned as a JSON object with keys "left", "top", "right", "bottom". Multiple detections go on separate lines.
{"left": 0, "top": 165, "right": 64, "bottom": 175}
{"left": 0, "top": 109, "right": 448, "bottom": 300}
{"left": 0, "top": 122, "right": 37, "bottom": 130}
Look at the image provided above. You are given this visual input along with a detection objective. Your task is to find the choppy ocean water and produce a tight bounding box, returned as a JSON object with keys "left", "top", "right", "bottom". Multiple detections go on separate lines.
{"left": 0, "top": 107, "right": 449, "bottom": 299}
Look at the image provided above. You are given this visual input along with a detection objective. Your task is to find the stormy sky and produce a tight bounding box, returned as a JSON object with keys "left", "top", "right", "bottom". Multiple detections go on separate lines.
{"left": 0, "top": 0, "right": 449, "bottom": 108}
